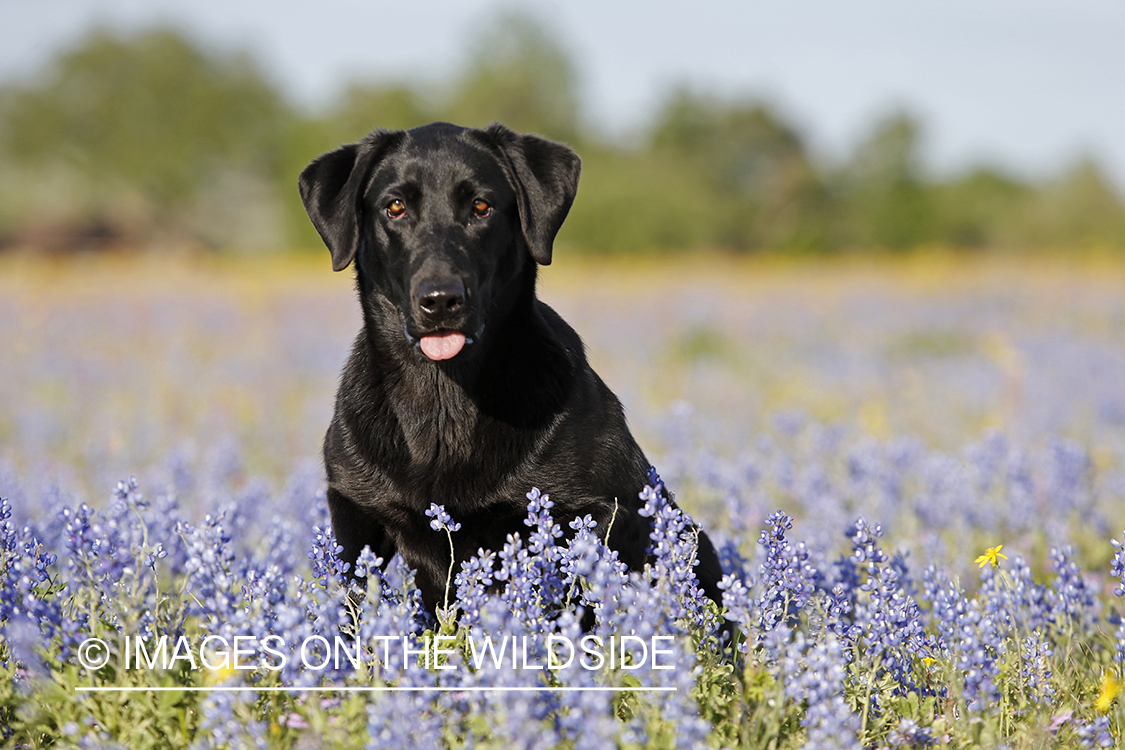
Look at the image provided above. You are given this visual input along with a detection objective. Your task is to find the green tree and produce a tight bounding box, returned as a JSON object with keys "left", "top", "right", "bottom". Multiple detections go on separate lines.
{"left": 1014, "top": 159, "right": 1125, "bottom": 248}
{"left": 931, "top": 168, "right": 1033, "bottom": 248}
{"left": 646, "top": 90, "right": 827, "bottom": 251}
{"left": 0, "top": 27, "right": 295, "bottom": 247}
{"left": 838, "top": 112, "right": 934, "bottom": 250}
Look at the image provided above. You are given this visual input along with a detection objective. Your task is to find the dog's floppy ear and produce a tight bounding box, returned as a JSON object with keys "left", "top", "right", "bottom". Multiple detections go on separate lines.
{"left": 298, "top": 131, "right": 400, "bottom": 271}
{"left": 484, "top": 123, "right": 581, "bottom": 266}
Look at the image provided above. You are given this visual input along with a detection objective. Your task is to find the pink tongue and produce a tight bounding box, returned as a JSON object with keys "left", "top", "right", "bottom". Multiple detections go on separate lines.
{"left": 420, "top": 331, "right": 466, "bottom": 361}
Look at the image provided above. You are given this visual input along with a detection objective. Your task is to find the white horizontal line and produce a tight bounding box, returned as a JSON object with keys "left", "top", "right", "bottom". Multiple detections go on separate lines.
{"left": 75, "top": 685, "right": 675, "bottom": 693}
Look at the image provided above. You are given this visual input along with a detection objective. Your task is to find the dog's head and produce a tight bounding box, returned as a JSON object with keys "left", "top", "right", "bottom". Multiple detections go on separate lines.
{"left": 299, "top": 122, "right": 581, "bottom": 362}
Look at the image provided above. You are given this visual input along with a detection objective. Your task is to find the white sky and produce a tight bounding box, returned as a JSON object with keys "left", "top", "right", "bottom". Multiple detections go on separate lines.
{"left": 2, "top": 0, "right": 1124, "bottom": 190}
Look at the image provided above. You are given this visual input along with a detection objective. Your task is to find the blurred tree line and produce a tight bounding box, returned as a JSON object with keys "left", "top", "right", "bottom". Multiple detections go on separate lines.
{"left": 2, "top": 18, "right": 1124, "bottom": 255}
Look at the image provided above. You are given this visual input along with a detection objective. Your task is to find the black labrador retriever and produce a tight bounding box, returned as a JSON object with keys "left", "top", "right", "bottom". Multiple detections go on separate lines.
{"left": 298, "top": 121, "right": 725, "bottom": 617}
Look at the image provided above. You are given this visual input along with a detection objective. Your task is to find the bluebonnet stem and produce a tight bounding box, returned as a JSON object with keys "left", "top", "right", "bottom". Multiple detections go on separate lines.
{"left": 824, "top": 546, "right": 863, "bottom": 641}
{"left": 494, "top": 529, "right": 540, "bottom": 632}
{"left": 425, "top": 502, "right": 463, "bottom": 615}
{"left": 57, "top": 502, "right": 102, "bottom": 590}
{"left": 1, "top": 527, "right": 70, "bottom": 670}
{"left": 824, "top": 579, "right": 861, "bottom": 642}
{"left": 847, "top": 517, "right": 887, "bottom": 576}
{"left": 557, "top": 512, "right": 597, "bottom": 615}
{"left": 919, "top": 562, "right": 960, "bottom": 660}
{"left": 485, "top": 489, "right": 571, "bottom": 636}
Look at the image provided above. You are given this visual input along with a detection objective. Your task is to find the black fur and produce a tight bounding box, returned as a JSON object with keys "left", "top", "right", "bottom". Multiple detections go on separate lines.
{"left": 299, "top": 121, "right": 725, "bottom": 614}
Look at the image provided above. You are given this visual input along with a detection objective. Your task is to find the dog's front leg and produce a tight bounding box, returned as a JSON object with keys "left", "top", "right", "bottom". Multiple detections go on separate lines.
{"left": 326, "top": 486, "right": 391, "bottom": 582}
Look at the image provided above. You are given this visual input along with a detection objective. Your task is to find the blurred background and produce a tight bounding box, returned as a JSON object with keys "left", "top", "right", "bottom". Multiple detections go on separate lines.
{"left": 1, "top": 0, "right": 1123, "bottom": 542}
{"left": 2, "top": 0, "right": 1125, "bottom": 255}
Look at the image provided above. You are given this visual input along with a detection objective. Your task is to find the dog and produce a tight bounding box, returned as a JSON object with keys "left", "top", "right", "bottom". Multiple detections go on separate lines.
{"left": 298, "top": 121, "right": 725, "bottom": 619}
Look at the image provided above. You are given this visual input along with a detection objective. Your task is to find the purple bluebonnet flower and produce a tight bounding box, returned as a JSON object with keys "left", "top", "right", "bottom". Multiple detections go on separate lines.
{"left": 1112, "top": 534, "right": 1125, "bottom": 598}
{"left": 523, "top": 489, "right": 565, "bottom": 614}
{"left": 1045, "top": 437, "right": 1092, "bottom": 519}
{"left": 176, "top": 512, "right": 238, "bottom": 629}
{"left": 453, "top": 547, "right": 496, "bottom": 629}
{"left": 1048, "top": 544, "right": 1098, "bottom": 635}
{"left": 781, "top": 631, "right": 862, "bottom": 750}
{"left": 365, "top": 692, "right": 445, "bottom": 749}
{"left": 999, "top": 554, "right": 1052, "bottom": 633}
{"left": 955, "top": 596, "right": 1003, "bottom": 713}
{"left": 886, "top": 717, "right": 935, "bottom": 747}
{"left": 717, "top": 572, "right": 753, "bottom": 652}
{"left": 1074, "top": 716, "right": 1115, "bottom": 749}
{"left": 198, "top": 690, "right": 269, "bottom": 750}
{"left": 754, "top": 511, "right": 818, "bottom": 634}
{"left": 0, "top": 512, "right": 75, "bottom": 667}
{"left": 919, "top": 563, "right": 959, "bottom": 660}
{"left": 307, "top": 524, "right": 350, "bottom": 590}
{"left": 1110, "top": 532, "right": 1125, "bottom": 667}
{"left": 639, "top": 475, "right": 714, "bottom": 632}
{"left": 840, "top": 518, "right": 936, "bottom": 708}
{"left": 352, "top": 545, "right": 383, "bottom": 580}
{"left": 1020, "top": 632, "right": 1054, "bottom": 704}
{"left": 561, "top": 517, "right": 630, "bottom": 632}
{"left": 425, "top": 503, "right": 461, "bottom": 533}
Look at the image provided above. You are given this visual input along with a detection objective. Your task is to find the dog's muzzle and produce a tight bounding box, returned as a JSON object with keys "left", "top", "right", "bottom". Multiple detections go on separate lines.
{"left": 412, "top": 278, "right": 472, "bottom": 361}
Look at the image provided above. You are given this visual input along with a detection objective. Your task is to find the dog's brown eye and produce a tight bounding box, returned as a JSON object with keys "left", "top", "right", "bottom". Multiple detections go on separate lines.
{"left": 387, "top": 200, "right": 406, "bottom": 219}
{"left": 472, "top": 199, "right": 491, "bottom": 218}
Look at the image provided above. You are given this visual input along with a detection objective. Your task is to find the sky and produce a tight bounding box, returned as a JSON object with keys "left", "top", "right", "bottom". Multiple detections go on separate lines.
{"left": 3, "top": 0, "right": 1124, "bottom": 190}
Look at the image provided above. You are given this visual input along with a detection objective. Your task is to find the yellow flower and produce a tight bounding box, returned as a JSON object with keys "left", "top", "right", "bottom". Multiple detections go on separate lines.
{"left": 1095, "top": 673, "right": 1122, "bottom": 713}
{"left": 974, "top": 545, "right": 1008, "bottom": 568}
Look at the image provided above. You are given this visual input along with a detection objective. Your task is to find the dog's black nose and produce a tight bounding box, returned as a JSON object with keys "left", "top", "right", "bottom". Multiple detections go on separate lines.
{"left": 416, "top": 279, "right": 465, "bottom": 323}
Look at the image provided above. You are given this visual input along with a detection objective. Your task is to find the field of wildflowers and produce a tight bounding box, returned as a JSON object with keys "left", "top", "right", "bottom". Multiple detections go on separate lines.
{"left": 1, "top": 251, "right": 1124, "bottom": 748}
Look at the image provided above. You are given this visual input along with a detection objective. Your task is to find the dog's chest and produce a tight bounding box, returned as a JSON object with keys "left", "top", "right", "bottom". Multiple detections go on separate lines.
{"left": 392, "top": 368, "right": 479, "bottom": 467}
